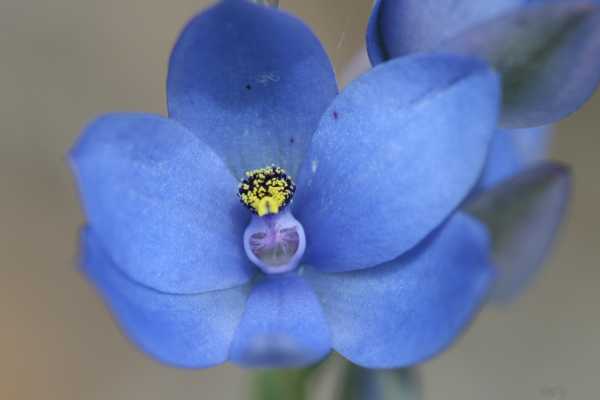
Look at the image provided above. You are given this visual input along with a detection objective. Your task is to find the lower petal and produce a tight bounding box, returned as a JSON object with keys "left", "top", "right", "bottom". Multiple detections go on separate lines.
{"left": 229, "top": 274, "right": 331, "bottom": 368}
{"left": 81, "top": 228, "right": 248, "bottom": 368}
{"left": 304, "top": 213, "right": 494, "bottom": 368}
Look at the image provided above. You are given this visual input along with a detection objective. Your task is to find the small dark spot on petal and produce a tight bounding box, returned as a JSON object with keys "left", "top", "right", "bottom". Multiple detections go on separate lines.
{"left": 289, "top": 137, "right": 295, "bottom": 144}
{"left": 245, "top": 84, "right": 252, "bottom": 90}
{"left": 333, "top": 111, "right": 339, "bottom": 120}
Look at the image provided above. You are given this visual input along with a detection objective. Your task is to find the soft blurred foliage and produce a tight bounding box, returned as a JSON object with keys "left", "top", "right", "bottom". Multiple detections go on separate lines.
{"left": 1, "top": 0, "right": 599, "bottom": 399}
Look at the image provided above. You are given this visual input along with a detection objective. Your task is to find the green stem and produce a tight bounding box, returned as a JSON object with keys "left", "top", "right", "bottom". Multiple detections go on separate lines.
{"left": 250, "top": 368, "right": 315, "bottom": 400}
{"left": 337, "top": 364, "right": 422, "bottom": 400}
{"left": 249, "top": 355, "right": 421, "bottom": 400}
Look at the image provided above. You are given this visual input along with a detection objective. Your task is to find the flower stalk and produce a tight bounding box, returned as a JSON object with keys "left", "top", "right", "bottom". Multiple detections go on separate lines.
{"left": 250, "top": 368, "right": 315, "bottom": 400}
{"left": 250, "top": 357, "right": 422, "bottom": 400}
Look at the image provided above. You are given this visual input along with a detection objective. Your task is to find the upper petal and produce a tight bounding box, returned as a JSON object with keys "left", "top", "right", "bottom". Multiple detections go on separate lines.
{"left": 229, "top": 274, "right": 331, "bottom": 368}
{"left": 467, "top": 162, "right": 572, "bottom": 303}
{"left": 367, "top": 0, "right": 525, "bottom": 65}
{"left": 80, "top": 228, "right": 248, "bottom": 368}
{"left": 167, "top": 0, "right": 338, "bottom": 179}
{"left": 70, "top": 113, "right": 253, "bottom": 294}
{"left": 304, "top": 213, "right": 494, "bottom": 368}
{"left": 295, "top": 53, "right": 500, "bottom": 272}
{"left": 441, "top": 1, "right": 600, "bottom": 128}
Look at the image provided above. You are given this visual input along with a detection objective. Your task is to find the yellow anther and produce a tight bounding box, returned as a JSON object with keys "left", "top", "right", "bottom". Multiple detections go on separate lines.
{"left": 256, "top": 197, "right": 280, "bottom": 216}
{"left": 238, "top": 165, "right": 295, "bottom": 216}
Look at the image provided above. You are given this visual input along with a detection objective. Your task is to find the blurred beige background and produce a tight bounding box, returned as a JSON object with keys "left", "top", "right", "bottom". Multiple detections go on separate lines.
{"left": 1, "top": 1, "right": 598, "bottom": 399}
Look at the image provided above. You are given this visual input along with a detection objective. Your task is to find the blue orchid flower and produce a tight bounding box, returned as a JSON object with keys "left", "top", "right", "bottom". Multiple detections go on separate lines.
{"left": 367, "top": 0, "right": 584, "bottom": 302}
{"left": 367, "top": 0, "right": 600, "bottom": 128}
{"left": 366, "top": 0, "right": 597, "bottom": 178}
{"left": 70, "top": 0, "right": 503, "bottom": 368}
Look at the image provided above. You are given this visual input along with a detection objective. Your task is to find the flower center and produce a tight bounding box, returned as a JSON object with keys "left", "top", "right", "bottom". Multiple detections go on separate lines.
{"left": 238, "top": 166, "right": 295, "bottom": 217}
{"left": 239, "top": 166, "right": 305, "bottom": 274}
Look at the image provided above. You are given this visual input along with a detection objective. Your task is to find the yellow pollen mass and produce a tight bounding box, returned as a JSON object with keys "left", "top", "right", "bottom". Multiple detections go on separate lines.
{"left": 238, "top": 166, "right": 296, "bottom": 216}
